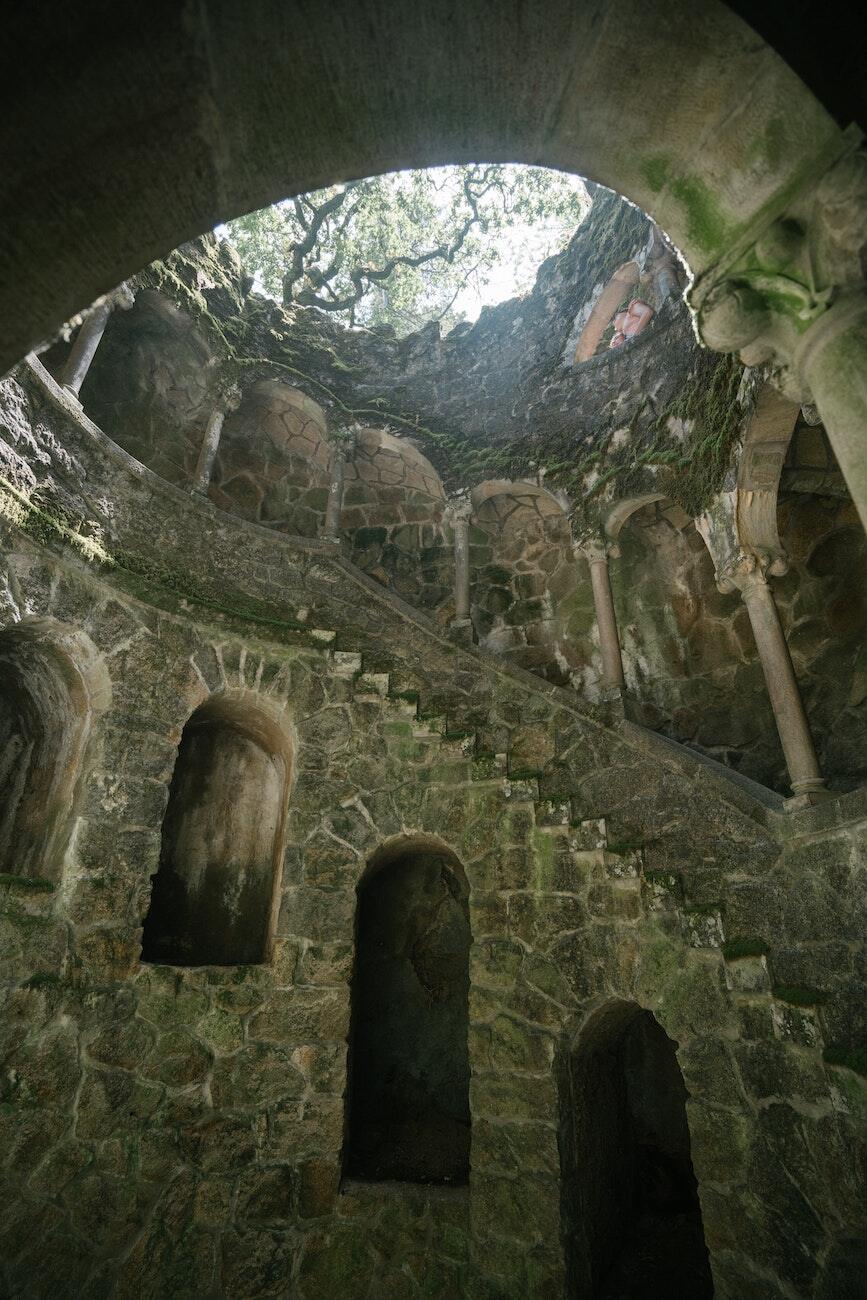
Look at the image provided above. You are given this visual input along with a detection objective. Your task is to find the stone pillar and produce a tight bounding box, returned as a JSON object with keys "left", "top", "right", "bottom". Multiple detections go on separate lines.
{"left": 61, "top": 282, "right": 135, "bottom": 399}
{"left": 191, "top": 386, "right": 241, "bottom": 496}
{"left": 714, "top": 555, "right": 827, "bottom": 805}
{"left": 445, "top": 496, "right": 474, "bottom": 642}
{"left": 580, "top": 538, "right": 625, "bottom": 691}
{"left": 741, "top": 573, "right": 826, "bottom": 799}
{"left": 324, "top": 448, "right": 345, "bottom": 541}
{"left": 693, "top": 141, "right": 867, "bottom": 533}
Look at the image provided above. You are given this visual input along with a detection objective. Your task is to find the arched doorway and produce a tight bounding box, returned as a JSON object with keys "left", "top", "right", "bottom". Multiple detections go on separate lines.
{"left": 344, "top": 836, "right": 471, "bottom": 1185}
{"left": 558, "top": 1001, "right": 712, "bottom": 1298}
{"left": 140, "top": 690, "right": 292, "bottom": 966}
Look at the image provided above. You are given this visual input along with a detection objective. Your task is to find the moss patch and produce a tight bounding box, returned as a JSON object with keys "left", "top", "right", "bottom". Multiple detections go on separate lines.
{"left": 771, "top": 984, "right": 829, "bottom": 1007}
{"left": 823, "top": 1045, "right": 867, "bottom": 1077}
{"left": 722, "top": 936, "right": 769, "bottom": 961}
{"left": 0, "top": 873, "right": 56, "bottom": 893}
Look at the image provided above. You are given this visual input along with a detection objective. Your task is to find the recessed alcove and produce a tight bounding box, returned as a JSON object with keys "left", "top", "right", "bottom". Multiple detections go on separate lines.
{"left": 344, "top": 837, "right": 471, "bottom": 1185}
{"left": 0, "top": 619, "right": 107, "bottom": 882}
{"left": 140, "top": 692, "right": 291, "bottom": 966}
{"left": 558, "top": 1002, "right": 712, "bottom": 1299}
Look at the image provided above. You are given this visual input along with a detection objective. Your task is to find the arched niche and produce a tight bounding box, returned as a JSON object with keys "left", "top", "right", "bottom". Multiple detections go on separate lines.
{"left": 209, "top": 380, "right": 330, "bottom": 535}
{"left": 0, "top": 618, "right": 110, "bottom": 882}
{"left": 606, "top": 494, "right": 788, "bottom": 784}
{"left": 470, "top": 480, "right": 580, "bottom": 681}
{"left": 344, "top": 835, "right": 471, "bottom": 1185}
{"left": 557, "top": 1000, "right": 712, "bottom": 1299}
{"left": 140, "top": 689, "right": 292, "bottom": 966}
{"left": 342, "top": 428, "right": 449, "bottom": 603}
{"left": 51, "top": 289, "right": 220, "bottom": 485}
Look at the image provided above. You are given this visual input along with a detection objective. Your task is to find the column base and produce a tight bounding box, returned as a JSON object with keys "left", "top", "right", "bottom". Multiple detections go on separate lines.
{"left": 448, "top": 618, "right": 475, "bottom": 647}
{"left": 61, "top": 384, "right": 83, "bottom": 405}
{"left": 784, "top": 784, "right": 831, "bottom": 812}
{"left": 600, "top": 685, "right": 627, "bottom": 721}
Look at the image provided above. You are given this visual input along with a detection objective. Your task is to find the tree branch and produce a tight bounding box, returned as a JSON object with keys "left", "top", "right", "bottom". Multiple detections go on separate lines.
{"left": 295, "top": 170, "right": 492, "bottom": 313}
{"left": 283, "top": 183, "right": 360, "bottom": 302}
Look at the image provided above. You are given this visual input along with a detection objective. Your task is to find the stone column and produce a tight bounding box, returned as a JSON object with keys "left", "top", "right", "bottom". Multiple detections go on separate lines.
{"left": 191, "top": 386, "right": 241, "bottom": 496}
{"left": 716, "top": 555, "right": 826, "bottom": 805}
{"left": 445, "top": 496, "right": 474, "bottom": 641}
{"left": 580, "top": 538, "right": 625, "bottom": 691}
{"left": 693, "top": 142, "right": 867, "bottom": 533}
{"left": 61, "top": 282, "right": 135, "bottom": 399}
{"left": 324, "top": 448, "right": 345, "bottom": 541}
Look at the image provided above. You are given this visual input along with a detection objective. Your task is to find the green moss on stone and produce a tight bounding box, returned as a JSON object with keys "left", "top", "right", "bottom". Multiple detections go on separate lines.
{"left": 0, "top": 873, "right": 56, "bottom": 893}
{"left": 722, "top": 936, "right": 769, "bottom": 960}
{"left": 21, "top": 972, "right": 63, "bottom": 989}
{"left": 653, "top": 352, "right": 744, "bottom": 517}
{"left": 823, "top": 1045, "right": 867, "bottom": 1077}
{"left": 772, "top": 984, "right": 829, "bottom": 1007}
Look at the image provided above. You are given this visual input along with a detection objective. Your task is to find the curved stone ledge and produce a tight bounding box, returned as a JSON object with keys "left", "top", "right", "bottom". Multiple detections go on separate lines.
{"left": 4, "top": 353, "right": 788, "bottom": 830}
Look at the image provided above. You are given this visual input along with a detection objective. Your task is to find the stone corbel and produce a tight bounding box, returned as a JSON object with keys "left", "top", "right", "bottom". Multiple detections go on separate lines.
{"left": 690, "top": 128, "right": 867, "bottom": 531}
{"left": 733, "top": 383, "right": 801, "bottom": 579}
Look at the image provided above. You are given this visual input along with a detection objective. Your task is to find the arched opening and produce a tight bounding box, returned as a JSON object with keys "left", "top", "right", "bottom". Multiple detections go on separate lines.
{"left": 342, "top": 427, "right": 449, "bottom": 604}
{"left": 209, "top": 380, "right": 330, "bottom": 534}
{"left": 0, "top": 619, "right": 108, "bottom": 882}
{"left": 470, "top": 480, "right": 580, "bottom": 681}
{"left": 3, "top": 3, "right": 843, "bottom": 377}
{"left": 558, "top": 1001, "right": 712, "bottom": 1299}
{"left": 140, "top": 691, "right": 292, "bottom": 966}
{"left": 344, "top": 836, "right": 471, "bottom": 1185}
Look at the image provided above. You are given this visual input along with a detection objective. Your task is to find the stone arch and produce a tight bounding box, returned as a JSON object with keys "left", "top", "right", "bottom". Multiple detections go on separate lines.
{"left": 606, "top": 493, "right": 789, "bottom": 782}
{"left": 53, "top": 288, "right": 221, "bottom": 485}
{"left": 344, "top": 833, "right": 471, "bottom": 1185}
{"left": 342, "top": 427, "right": 449, "bottom": 602}
{"left": 0, "top": 617, "right": 110, "bottom": 882}
{"left": 4, "top": 2, "right": 844, "bottom": 374}
{"left": 140, "top": 687, "right": 293, "bottom": 966}
{"left": 557, "top": 998, "right": 712, "bottom": 1298}
{"left": 210, "top": 379, "right": 330, "bottom": 535}
{"left": 573, "top": 259, "right": 642, "bottom": 363}
{"left": 469, "top": 480, "right": 579, "bottom": 680}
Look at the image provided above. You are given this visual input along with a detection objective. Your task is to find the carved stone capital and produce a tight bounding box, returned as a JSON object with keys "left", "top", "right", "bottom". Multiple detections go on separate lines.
{"left": 444, "top": 495, "right": 473, "bottom": 528}
{"left": 330, "top": 423, "right": 359, "bottom": 455}
{"left": 109, "top": 281, "right": 136, "bottom": 313}
{"left": 692, "top": 130, "right": 867, "bottom": 404}
{"left": 575, "top": 536, "right": 615, "bottom": 565}
{"left": 221, "top": 384, "right": 243, "bottom": 414}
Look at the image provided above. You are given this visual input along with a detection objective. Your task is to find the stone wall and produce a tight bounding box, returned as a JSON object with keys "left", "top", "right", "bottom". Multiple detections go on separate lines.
{"left": 0, "top": 354, "right": 864, "bottom": 1298}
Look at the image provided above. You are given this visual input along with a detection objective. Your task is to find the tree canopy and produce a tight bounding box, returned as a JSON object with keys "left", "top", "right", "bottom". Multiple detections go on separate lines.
{"left": 225, "top": 165, "right": 588, "bottom": 334}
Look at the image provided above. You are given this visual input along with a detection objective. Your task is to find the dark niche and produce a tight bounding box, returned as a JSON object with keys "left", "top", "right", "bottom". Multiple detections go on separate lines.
{"left": 141, "top": 697, "right": 290, "bottom": 966}
{"left": 344, "top": 842, "right": 471, "bottom": 1185}
{"left": 0, "top": 621, "right": 95, "bottom": 882}
{"left": 558, "top": 1003, "right": 713, "bottom": 1299}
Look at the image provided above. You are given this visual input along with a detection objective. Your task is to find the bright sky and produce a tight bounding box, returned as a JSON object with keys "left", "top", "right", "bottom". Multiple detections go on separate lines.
{"left": 217, "top": 166, "right": 589, "bottom": 326}
{"left": 452, "top": 189, "right": 589, "bottom": 320}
